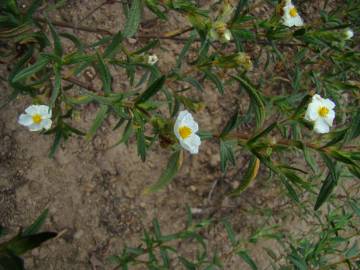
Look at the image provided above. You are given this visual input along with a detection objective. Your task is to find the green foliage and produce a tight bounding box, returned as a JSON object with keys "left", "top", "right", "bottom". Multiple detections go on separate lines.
{"left": 1, "top": 0, "right": 360, "bottom": 268}
{"left": 0, "top": 209, "right": 56, "bottom": 270}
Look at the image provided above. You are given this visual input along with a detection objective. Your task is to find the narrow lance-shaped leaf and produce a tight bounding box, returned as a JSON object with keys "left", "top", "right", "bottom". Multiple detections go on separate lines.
{"left": 231, "top": 75, "right": 265, "bottom": 128}
{"left": 50, "top": 65, "right": 61, "bottom": 107}
{"left": 22, "top": 209, "right": 49, "bottom": 236}
{"left": 3, "top": 232, "right": 57, "bottom": 256}
{"left": 136, "top": 75, "right": 166, "bottom": 104}
{"left": 25, "top": 0, "right": 43, "bottom": 21}
{"left": 11, "top": 57, "right": 49, "bottom": 83}
{"left": 47, "top": 18, "right": 63, "bottom": 57}
{"left": 96, "top": 52, "right": 112, "bottom": 94}
{"left": 103, "top": 31, "right": 123, "bottom": 59}
{"left": 144, "top": 150, "right": 183, "bottom": 194}
{"left": 0, "top": 252, "right": 24, "bottom": 270}
{"left": 220, "top": 140, "right": 236, "bottom": 173}
{"left": 229, "top": 156, "right": 260, "bottom": 196}
{"left": 86, "top": 104, "right": 109, "bottom": 140}
{"left": 123, "top": 0, "right": 142, "bottom": 38}
{"left": 221, "top": 110, "right": 239, "bottom": 137}
{"left": 314, "top": 168, "right": 340, "bottom": 210}
{"left": 237, "top": 250, "right": 258, "bottom": 270}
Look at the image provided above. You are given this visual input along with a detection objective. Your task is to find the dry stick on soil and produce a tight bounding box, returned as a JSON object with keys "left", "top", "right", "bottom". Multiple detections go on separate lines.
{"left": 34, "top": 17, "right": 306, "bottom": 47}
{"left": 64, "top": 76, "right": 99, "bottom": 92}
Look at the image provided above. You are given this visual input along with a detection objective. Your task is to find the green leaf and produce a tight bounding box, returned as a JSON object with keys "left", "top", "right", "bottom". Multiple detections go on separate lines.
{"left": 247, "top": 122, "right": 277, "bottom": 145}
{"left": 221, "top": 110, "right": 239, "bottom": 137}
{"left": 96, "top": 52, "right": 112, "bottom": 94}
{"left": 281, "top": 176, "right": 300, "bottom": 203}
{"left": 11, "top": 57, "right": 49, "bottom": 83}
{"left": 136, "top": 124, "right": 146, "bottom": 161}
{"left": 25, "top": 0, "right": 43, "bottom": 21}
{"left": 145, "top": 0, "right": 167, "bottom": 20}
{"left": 86, "top": 104, "right": 109, "bottom": 140}
{"left": 178, "top": 256, "right": 196, "bottom": 270}
{"left": 220, "top": 140, "right": 236, "bottom": 173}
{"left": 50, "top": 66, "right": 61, "bottom": 107}
{"left": 345, "top": 109, "right": 360, "bottom": 142}
{"left": 123, "top": 0, "right": 142, "bottom": 38}
{"left": 22, "top": 209, "right": 49, "bottom": 236}
{"left": 231, "top": 75, "right": 265, "bottom": 128}
{"left": 204, "top": 70, "right": 224, "bottom": 95}
{"left": 0, "top": 252, "right": 24, "bottom": 270}
{"left": 237, "top": 250, "right": 257, "bottom": 270}
{"left": 3, "top": 232, "right": 56, "bottom": 256}
{"left": 47, "top": 18, "right": 63, "bottom": 57}
{"left": 230, "top": 0, "right": 249, "bottom": 25}
{"left": 144, "top": 150, "right": 182, "bottom": 194}
{"left": 135, "top": 75, "right": 166, "bottom": 104}
{"left": 59, "top": 32, "right": 84, "bottom": 52}
{"left": 49, "top": 128, "right": 62, "bottom": 158}
{"left": 288, "top": 254, "right": 307, "bottom": 270}
{"left": 103, "top": 31, "right": 123, "bottom": 58}
{"left": 314, "top": 162, "right": 340, "bottom": 211}
{"left": 222, "top": 220, "right": 237, "bottom": 246}
{"left": 229, "top": 156, "right": 260, "bottom": 196}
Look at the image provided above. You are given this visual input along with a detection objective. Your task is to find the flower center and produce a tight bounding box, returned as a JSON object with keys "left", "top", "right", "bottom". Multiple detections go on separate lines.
{"left": 318, "top": 106, "right": 329, "bottom": 117}
{"left": 179, "top": 126, "right": 192, "bottom": 139}
{"left": 289, "top": 7, "right": 298, "bottom": 17}
{"left": 32, "top": 114, "right": 42, "bottom": 124}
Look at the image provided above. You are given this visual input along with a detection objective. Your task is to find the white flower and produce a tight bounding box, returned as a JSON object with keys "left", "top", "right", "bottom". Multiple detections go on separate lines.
{"left": 345, "top": 28, "right": 354, "bottom": 40}
{"left": 305, "top": 94, "right": 336, "bottom": 134}
{"left": 174, "top": 110, "right": 201, "bottom": 154}
{"left": 148, "top": 54, "right": 158, "bottom": 65}
{"left": 282, "top": 0, "right": 304, "bottom": 27}
{"left": 18, "top": 105, "right": 52, "bottom": 132}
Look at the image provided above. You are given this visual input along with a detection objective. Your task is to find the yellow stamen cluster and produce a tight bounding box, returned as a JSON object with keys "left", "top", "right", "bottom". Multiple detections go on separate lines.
{"left": 32, "top": 114, "right": 42, "bottom": 124}
{"left": 179, "top": 126, "right": 192, "bottom": 139}
{"left": 318, "top": 107, "right": 329, "bottom": 117}
{"left": 289, "top": 7, "right": 298, "bottom": 17}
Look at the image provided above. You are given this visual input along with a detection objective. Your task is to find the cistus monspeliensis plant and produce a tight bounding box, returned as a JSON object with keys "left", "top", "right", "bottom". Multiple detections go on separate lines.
{"left": 1, "top": 0, "right": 360, "bottom": 268}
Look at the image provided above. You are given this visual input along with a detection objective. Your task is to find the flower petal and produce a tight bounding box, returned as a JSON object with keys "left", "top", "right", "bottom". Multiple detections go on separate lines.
{"left": 181, "top": 135, "right": 201, "bottom": 154}
{"left": 324, "top": 109, "right": 335, "bottom": 127}
{"left": 37, "top": 105, "right": 52, "bottom": 118}
{"left": 322, "top": 98, "right": 335, "bottom": 110}
{"left": 305, "top": 102, "right": 320, "bottom": 121}
{"left": 25, "top": 105, "right": 39, "bottom": 115}
{"left": 28, "top": 123, "right": 43, "bottom": 132}
{"left": 293, "top": 16, "right": 304, "bottom": 27}
{"left": 314, "top": 119, "right": 330, "bottom": 134}
{"left": 41, "top": 119, "right": 52, "bottom": 130}
{"left": 18, "top": 114, "right": 33, "bottom": 126}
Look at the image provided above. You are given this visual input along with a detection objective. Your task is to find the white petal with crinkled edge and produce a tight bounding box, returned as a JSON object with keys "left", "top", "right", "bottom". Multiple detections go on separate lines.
{"left": 181, "top": 134, "right": 201, "bottom": 154}
{"left": 25, "top": 105, "right": 39, "bottom": 115}
{"left": 18, "top": 114, "right": 33, "bottom": 126}
{"left": 324, "top": 109, "right": 335, "bottom": 127}
{"left": 28, "top": 123, "right": 43, "bottom": 132}
{"left": 305, "top": 101, "right": 321, "bottom": 122}
{"left": 323, "top": 98, "right": 336, "bottom": 110}
{"left": 314, "top": 119, "right": 330, "bottom": 134}
{"left": 41, "top": 118, "right": 52, "bottom": 130}
{"left": 36, "top": 105, "right": 52, "bottom": 118}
